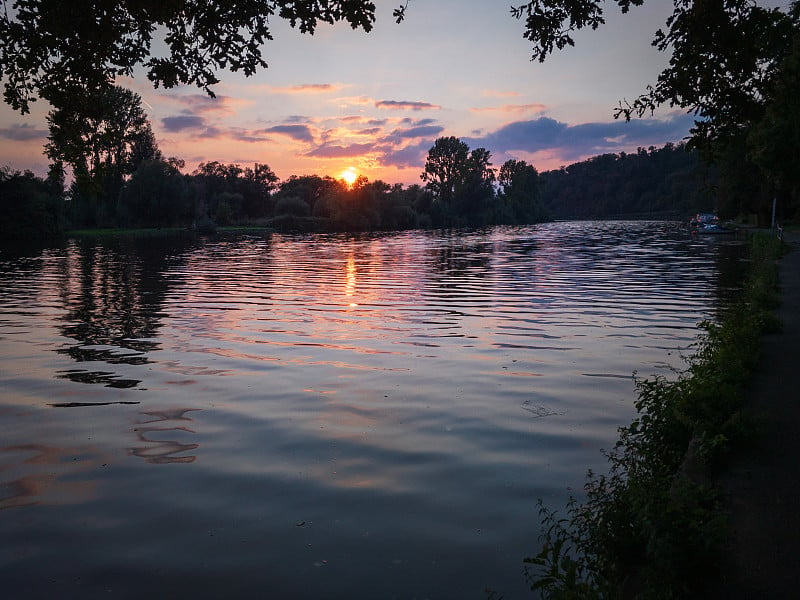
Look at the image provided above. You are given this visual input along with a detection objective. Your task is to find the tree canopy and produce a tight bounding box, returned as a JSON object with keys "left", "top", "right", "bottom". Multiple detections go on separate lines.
{"left": 0, "top": 0, "right": 389, "bottom": 113}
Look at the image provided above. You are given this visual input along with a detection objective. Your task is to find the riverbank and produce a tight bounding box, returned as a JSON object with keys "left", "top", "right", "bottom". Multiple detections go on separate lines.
{"left": 712, "top": 230, "right": 800, "bottom": 597}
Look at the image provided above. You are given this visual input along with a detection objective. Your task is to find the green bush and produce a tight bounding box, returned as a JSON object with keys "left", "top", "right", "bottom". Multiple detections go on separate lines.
{"left": 526, "top": 232, "right": 783, "bottom": 598}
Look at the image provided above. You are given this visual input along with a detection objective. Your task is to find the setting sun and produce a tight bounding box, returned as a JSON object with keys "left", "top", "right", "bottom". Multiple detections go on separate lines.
{"left": 339, "top": 166, "right": 358, "bottom": 186}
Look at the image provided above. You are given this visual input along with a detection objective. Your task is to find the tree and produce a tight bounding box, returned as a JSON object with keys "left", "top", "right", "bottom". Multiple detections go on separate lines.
{"left": 421, "top": 136, "right": 470, "bottom": 208}
{"left": 0, "top": 0, "right": 393, "bottom": 113}
{"left": 190, "top": 161, "right": 278, "bottom": 223}
{"left": 456, "top": 147, "right": 496, "bottom": 226}
{"left": 0, "top": 166, "right": 64, "bottom": 240}
{"left": 508, "top": 1, "right": 796, "bottom": 140}
{"left": 118, "top": 159, "right": 192, "bottom": 228}
{"left": 421, "top": 137, "right": 496, "bottom": 226}
{"left": 45, "top": 85, "right": 160, "bottom": 226}
{"left": 510, "top": 1, "right": 799, "bottom": 221}
{"left": 747, "top": 24, "right": 800, "bottom": 220}
{"left": 498, "top": 159, "right": 544, "bottom": 223}
{"left": 276, "top": 174, "right": 342, "bottom": 216}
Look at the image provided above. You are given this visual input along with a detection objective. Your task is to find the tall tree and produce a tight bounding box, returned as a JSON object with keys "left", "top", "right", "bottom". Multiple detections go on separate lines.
{"left": 747, "top": 23, "right": 800, "bottom": 220}
{"left": 498, "top": 158, "right": 543, "bottom": 223}
{"left": 421, "top": 136, "right": 470, "bottom": 208}
{"left": 456, "top": 147, "right": 496, "bottom": 226}
{"left": 421, "top": 137, "right": 497, "bottom": 226}
{"left": 45, "top": 85, "right": 160, "bottom": 225}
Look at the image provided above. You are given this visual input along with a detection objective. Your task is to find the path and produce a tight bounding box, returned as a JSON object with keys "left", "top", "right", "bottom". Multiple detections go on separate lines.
{"left": 712, "top": 230, "right": 800, "bottom": 597}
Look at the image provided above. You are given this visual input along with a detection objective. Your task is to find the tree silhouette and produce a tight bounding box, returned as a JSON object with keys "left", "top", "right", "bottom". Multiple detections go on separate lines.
{"left": 46, "top": 85, "right": 160, "bottom": 226}
{"left": 0, "top": 0, "right": 392, "bottom": 113}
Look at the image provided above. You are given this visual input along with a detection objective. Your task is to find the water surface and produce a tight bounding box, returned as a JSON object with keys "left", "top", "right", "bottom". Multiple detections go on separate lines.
{"left": 0, "top": 222, "right": 745, "bottom": 598}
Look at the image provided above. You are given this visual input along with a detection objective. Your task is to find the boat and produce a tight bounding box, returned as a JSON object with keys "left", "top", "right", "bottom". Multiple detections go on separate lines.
{"left": 690, "top": 212, "right": 718, "bottom": 228}
{"left": 694, "top": 223, "right": 736, "bottom": 235}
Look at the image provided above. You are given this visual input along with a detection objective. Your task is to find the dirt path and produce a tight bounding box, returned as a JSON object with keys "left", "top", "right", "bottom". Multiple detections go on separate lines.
{"left": 711, "top": 231, "right": 800, "bottom": 597}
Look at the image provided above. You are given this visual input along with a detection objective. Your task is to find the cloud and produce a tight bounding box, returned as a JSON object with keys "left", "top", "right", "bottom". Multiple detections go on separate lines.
{"left": 333, "top": 95, "right": 374, "bottom": 108}
{"left": 464, "top": 114, "right": 695, "bottom": 163}
{"left": 198, "top": 126, "right": 224, "bottom": 139}
{"left": 228, "top": 128, "right": 274, "bottom": 143}
{"left": 161, "top": 94, "right": 251, "bottom": 115}
{"left": 262, "top": 124, "right": 315, "bottom": 143}
{"left": 271, "top": 83, "right": 343, "bottom": 94}
{"left": 385, "top": 125, "right": 444, "bottom": 142}
{"left": 400, "top": 117, "right": 437, "bottom": 126}
{"left": 0, "top": 124, "right": 47, "bottom": 141}
{"left": 375, "top": 100, "right": 442, "bottom": 111}
{"left": 481, "top": 90, "right": 522, "bottom": 98}
{"left": 307, "top": 142, "right": 376, "bottom": 158}
{"left": 283, "top": 115, "right": 314, "bottom": 124}
{"left": 356, "top": 127, "right": 383, "bottom": 136}
{"left": 471, "top": 103, "right": 547, "bottom": 114}
{"left": 162, "top": 115, "right": 207, "bottom": 132}
{"left": 378, "top": 141, "right": 432, "bottom": 170}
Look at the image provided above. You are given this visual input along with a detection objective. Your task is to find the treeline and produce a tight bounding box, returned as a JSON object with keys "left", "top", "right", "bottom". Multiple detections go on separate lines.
{"left": 539, "top": 143, "right": 713, "bottom": 220}
{"left": 0, "top": 85, "right": 551, "bottom": 240}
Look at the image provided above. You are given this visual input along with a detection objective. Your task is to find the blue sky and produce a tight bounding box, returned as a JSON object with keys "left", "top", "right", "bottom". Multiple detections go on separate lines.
{"left": 0, "top": 1, "right": 699, "bottom": 184}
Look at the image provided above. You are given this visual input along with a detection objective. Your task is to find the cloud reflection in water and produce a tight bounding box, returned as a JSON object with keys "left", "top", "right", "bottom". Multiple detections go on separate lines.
{"left": 128, "top": 408, "right": 201, "bottom": 464}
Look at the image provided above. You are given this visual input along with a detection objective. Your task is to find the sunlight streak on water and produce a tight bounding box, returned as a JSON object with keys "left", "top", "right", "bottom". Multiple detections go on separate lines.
{"left": 0, "top": 222, "right": 745, "bottom": 598}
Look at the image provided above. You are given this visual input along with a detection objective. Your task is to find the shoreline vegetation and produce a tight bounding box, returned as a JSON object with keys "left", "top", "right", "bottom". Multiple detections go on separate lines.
{"left": 8, "top": 141, "right": 785, "bottom": 246}
{"left": 525, "top": 231, "right": 785, "bottom": 598}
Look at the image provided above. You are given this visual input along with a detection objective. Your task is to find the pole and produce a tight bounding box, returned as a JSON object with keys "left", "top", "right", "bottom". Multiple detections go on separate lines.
{"left": 771, "top": 195, "right": 777, "bottom": 230}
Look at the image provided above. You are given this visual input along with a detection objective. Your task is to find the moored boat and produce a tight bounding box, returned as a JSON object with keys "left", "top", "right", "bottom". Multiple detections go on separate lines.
{"left": 694, "top": 222, "right": 736, "bottom": 235}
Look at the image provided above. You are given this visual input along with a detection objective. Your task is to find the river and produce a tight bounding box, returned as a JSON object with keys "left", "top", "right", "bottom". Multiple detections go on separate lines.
{"left": 0, "top": 221, "right": 745, "bottom": 598}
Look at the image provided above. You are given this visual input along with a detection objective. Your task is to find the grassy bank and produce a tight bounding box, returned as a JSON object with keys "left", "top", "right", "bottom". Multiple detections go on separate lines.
{"left": 526, "top": 232, "right": 784, "bottom": 599}
{"left": 66, "top": 225, "right": 276, "bottom": 239}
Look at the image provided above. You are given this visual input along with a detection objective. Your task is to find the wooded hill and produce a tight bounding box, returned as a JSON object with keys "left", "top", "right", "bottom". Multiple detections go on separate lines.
{"left": 539, "top": 143, "right": 713, "bottom": 221}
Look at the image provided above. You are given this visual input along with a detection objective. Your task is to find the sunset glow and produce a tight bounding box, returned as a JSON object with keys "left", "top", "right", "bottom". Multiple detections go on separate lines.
{"left": 0, "top": 1, "right": 689, "bottom": 183}
{"left": 340, "top": 167, "right": 358, "bottom": 186}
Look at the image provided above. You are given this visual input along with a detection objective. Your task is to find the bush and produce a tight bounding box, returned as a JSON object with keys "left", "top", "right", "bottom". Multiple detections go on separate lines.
{"left": 526, "top": 233, "right": 783, "bottom": 598}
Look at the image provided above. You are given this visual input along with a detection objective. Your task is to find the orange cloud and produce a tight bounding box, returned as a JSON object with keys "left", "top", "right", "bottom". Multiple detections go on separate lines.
{"left": 470, "top": 103, "right": 547, "bottom": 114}
{"left": 481, "top": 90, "right": 521, "bottom": 98}
{"left": 160, "top": 93, "right": 254, "bottom": 115}
{"left": 375, "top": 100, "right": 441, "bottom": 111}
{"left": 269, "top": 83, "right": 346, "bottom": 94}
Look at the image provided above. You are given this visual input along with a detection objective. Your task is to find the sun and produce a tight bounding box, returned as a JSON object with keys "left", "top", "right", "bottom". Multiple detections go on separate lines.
{"left": 339, "top": 166, "right": 358, "bottom": 186}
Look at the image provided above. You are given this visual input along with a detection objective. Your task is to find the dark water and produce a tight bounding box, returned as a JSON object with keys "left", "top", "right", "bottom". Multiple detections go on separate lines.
{"left": 0, "top": 222, "right": 745, "bottom": 599}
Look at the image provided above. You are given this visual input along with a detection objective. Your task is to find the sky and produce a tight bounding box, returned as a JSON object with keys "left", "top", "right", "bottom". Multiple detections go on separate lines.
{"left": 0, "top": 1, "right": 699, "bottom": 185}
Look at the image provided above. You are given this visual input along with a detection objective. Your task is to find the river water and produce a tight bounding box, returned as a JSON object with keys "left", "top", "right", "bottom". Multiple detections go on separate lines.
{"left": 0, "top": 221, "right": 744, "bottom": 599}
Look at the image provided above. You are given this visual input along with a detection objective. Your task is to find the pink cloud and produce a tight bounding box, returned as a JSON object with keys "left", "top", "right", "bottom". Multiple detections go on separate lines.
{"left": 262, "top": 124, "right": 315, "bottom": 143}
{"left": 306, "top": 142, "right": 376, "bottom": 158}
{"left": 270, "top": 83, "right": 345, "bottom": 94}
{"left": 481, "top": 90, "right": 522, "bottom": 98}
{"left": 160, "top": 94, "right": 252, "bottom": 115}
{"left": 375, "top": 100, "right": 441, "bottom": 111}
{"left": 471, "top": 103, "right": 547, "bottom": 114}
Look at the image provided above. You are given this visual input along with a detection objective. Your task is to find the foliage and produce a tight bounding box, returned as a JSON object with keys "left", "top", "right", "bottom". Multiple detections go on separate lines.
{"left": 190, "top": 161, "right": 278, "bottom": 224}
{"left": 420, "top": 137, "right": 503, "bottom": 227}
{"left": 539, "top": 143, "right": 711, "bottom": 220}
{"left": 526, "top": 233, "right": 784, "bottom": 598}
{"left": 615, "top": 1, "right": 796, "bottom": 147}
{"left": 0, "top": 0, "right": 394, "bottom": 113}
{"left": 511, "top": 1, "right": 800, "bottom": 222}
{"left": 747, "top": 22, "right": 800, "bottom": 221}
{"left": 46, "top": 85, "right": 160, "bottom": 227}
{"left": 118, "top": 159, "right": 193, "bottom": 228}
{"left": 497, "top": 159, "right": 546, "bottom": 224}
{"left": 275, "top": 174, "right": 342, "bottom": 217}
{"left": 0, "top": 166, "right": 64, "bottom": 240}
{"left": 421, "top": 136, "right": 471, "bottom": 208}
